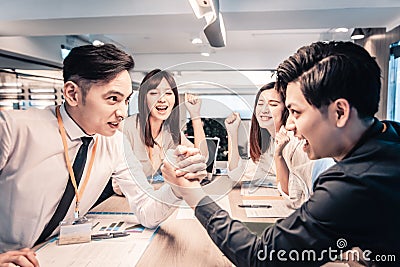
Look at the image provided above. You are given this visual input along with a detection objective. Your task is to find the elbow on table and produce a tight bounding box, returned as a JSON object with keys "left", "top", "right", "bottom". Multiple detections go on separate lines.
{"left": 135, "top": 211, "right": 163, "bottom": 229}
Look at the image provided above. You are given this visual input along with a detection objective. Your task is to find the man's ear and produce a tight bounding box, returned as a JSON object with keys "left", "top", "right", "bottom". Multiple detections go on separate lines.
{"left": 63, "top": 81, "right": 80, "bottom": 106}
{"left": 333, "top": 98, "right": 351, "bottom": 128}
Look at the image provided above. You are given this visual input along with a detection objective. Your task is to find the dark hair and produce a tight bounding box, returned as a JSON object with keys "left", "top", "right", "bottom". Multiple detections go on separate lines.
{"left": 249, "top": 82, "right": 287, "bottom": 162}
{"left": 137, "top": 69, "right": 181, "bottom": 147}
{"left": 276, "top": 41, "right": 381, "bottom": 119}
{"left": 63, "top": 44, "right": 134, "bottom": 102}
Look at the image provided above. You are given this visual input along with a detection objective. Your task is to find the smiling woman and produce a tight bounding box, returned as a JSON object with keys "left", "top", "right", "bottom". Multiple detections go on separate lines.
{"left": 225, "top": 82, "right": 322, "bottom": 209}
{"left": 93, "top": 68, "right": 209, "bottom": 204}
{"left": 122, "top": 69, "right": 208, "bottom": 181}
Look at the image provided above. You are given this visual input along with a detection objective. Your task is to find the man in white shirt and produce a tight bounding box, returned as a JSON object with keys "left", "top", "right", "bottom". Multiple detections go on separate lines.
{"left": 0, "top": 44, "right": 206, "bottom": 266}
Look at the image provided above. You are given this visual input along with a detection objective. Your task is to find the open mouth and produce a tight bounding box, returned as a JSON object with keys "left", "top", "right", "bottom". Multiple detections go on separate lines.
{"left": 300, "top": 138, "right": 310, "bottom": 152}
{"left": 155, "top": 105, "right": 169, "bottom": 114}
{"left": 155, "top": 105, "right": 168, "bottom": 111}
{"left": 259, "top": 115, "right": 272, "bottom": 121}
{"left": 108, "top": 121, "right": 120, "bottom": 128}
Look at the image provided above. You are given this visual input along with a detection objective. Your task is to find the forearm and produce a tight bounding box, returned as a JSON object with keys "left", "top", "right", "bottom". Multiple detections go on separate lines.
{"left": 227, "top": 133, "right": 240, "bottom": 171}
{"left": 274, "top": 154, "right": 290, "bottom": 195}
{"left": 118, "top": 143, "right": 180, "bottom": 228}
{"left": 191, "top": 117, "right": 209, "bottom": 159}
{"left": 195, "top": 196, "right": 331, "bottom": 266}
{"left": 125, "top": 183, "right": 180, "bottom": 228}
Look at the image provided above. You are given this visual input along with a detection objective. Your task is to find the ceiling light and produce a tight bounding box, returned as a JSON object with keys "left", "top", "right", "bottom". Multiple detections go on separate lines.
{"left": 188, "top": 0, "right": 213, "bottom": 19}
{"left": 0, "top": 88, "right": 23, "bottom": 94}
{"left": 201, "top": 52, "right": 210, "bottom": 57}
{"left": 188, "top": 0, "right": 226, "bottom": 48}
{"left": 29, "top": 95, "right": 57, "bottom": 100}
{"left": 92, "top": 40, "right": 104, "bottom": 46}
{"left": 60, "top": 44, "right": 71, "bottom": 59}
{"left": 204, "top": 12, "right": 226, "bottom": 47}
{"left": 351, "top": 28, "right": 365, "bottom": 40}
{"left": 0, "top": 82, "right": 22, "bottom": 87}
{"left": 335, "top": 27, "right": 349, "bottom": 33}
{"left": 29, "top": 88, "right": 56, "bottom": 93}
{"left": 191, "top": 37, "right": 203, "bottom": 44}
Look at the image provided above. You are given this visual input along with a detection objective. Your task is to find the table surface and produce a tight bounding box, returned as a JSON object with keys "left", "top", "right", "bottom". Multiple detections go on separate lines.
{"left": 90, "top": 175, "right": 281, "bottom": 266}
{"left": 37, "top": 174, "right": 348, "bottom": 266}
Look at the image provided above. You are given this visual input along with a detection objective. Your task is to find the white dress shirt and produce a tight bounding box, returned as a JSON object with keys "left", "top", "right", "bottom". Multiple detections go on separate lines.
{"left": 0, "top": 105, "right": 180, "bottom": 252}
{"left": 123, "top": 114, "right": 193, "bottom": 178}
{"left": 228, "top": 136, "right": 315, "bottom": 209}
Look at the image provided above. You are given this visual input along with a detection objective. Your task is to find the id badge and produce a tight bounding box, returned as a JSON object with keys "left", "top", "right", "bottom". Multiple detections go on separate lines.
{"left": 58, "top": 217, "right": 92, "bottom": 245}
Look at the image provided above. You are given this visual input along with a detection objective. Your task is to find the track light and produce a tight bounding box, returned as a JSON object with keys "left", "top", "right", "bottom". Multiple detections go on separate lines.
{"left": 351, "top": 28, "right": 365, "bottom": 40}
{"left": 188, "top": 0, "right": 226, "bottom": 48}
{"left": 60, "top": 44, "right": 71, "bottom": 59}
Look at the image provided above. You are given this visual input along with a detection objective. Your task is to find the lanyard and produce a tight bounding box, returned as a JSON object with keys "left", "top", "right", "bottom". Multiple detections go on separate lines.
{"left": 56, "top": 105, "right": 98, "bottom": 219}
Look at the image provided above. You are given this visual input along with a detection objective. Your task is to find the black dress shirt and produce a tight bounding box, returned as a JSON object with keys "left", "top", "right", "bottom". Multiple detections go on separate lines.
{"left": 195, "top": 119, "right": 400, "bottom": 266}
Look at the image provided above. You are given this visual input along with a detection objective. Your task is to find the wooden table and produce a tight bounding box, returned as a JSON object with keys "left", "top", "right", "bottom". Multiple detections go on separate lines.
{"left": 91, "top": 175, "right": 279, "bottom": 266}
{"left": 90, "top": 175, "right": 354, "bottom": 267}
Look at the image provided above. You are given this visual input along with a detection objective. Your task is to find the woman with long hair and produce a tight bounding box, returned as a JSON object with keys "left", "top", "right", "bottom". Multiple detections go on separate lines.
{"left": 94, "top": 69, "right": 208, "bottom": 205}
{"left": 123, "top": 69, "right": 208, "bottom": 181}
{"left": 225, "top": 82, "right": 332, "bottom": 208}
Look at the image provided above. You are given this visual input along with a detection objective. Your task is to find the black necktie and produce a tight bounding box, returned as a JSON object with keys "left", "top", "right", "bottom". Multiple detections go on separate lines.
{"left": 71, "top": 137, "right": 93, "bottom": 185}
{"left": 35, "top": 137, "right": 93, "bottom": 245}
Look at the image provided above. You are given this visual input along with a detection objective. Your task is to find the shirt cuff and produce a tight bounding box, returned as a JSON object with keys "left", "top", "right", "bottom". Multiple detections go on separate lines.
{"left": 180, "top": 187, "right": 207, "bottom": 208}
{"left": 277, "top": 182, "right": 290, "bottom": 200}
{"left": 162, "top": 183, "right": 185, "bottom": 204}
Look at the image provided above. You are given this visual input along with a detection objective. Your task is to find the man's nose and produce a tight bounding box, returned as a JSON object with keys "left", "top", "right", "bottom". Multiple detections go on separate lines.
{"left": 285, "top": 113, "right": 296, "bottom": 131}
{"left": 116, "top": 103, "right": 128, "bottom": 119}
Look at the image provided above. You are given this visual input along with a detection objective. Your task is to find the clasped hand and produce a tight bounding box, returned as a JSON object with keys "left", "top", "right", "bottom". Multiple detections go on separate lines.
{"left": 161, "top": 145, "right": 207, "bottom": 191}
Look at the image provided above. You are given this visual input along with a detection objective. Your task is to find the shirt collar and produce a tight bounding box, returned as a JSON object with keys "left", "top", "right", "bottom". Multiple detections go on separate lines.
{"left": 59, "top": 104, "right": 94, "bottom": 141}
{"left": 342, "top": 118, "right": 382, "bottom": 160}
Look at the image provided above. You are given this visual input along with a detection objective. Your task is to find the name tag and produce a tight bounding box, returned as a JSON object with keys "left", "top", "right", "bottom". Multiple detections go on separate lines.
{"left": 58, "top": 217, "right": 92, "bottom": 245}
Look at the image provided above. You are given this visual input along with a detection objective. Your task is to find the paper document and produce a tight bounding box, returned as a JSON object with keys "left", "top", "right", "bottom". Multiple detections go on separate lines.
{"left": 249, "top": 176, "right": 277, "bottom": 187}
{"left": 87, "top": 212, "right": 153, "bottom": 239}
{"left": 176, "top": 195, "right": 232, "bottom": 219}
{"left": 36, "top": 212, "right": 157, "bottom": 267}
{"left": 241, "top": 182, "right": 280, "bottom": 197}
{"left": 243, "top": 199, "right": 295, "bottom": 218}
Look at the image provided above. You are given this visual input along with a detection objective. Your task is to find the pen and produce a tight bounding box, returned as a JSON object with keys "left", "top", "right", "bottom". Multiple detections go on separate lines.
{"left": 238, "top": 204, "right": 272, "bottom": 208}
{"left": 91, "top": 231, "right": 130, "bottom": 240}
{"left": 91, "top": 221, "right": 100, "bottom": 230}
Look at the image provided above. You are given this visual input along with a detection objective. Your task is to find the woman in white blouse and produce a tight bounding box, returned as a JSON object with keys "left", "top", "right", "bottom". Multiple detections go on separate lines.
{"left": 95, "top": 69, "right": 208, "bottom": 203}
{"left": 123, "top": 69, "right": 208, "bottom": 181}
{"left": 225, "top": 82, "right": 333, "bottom": 208}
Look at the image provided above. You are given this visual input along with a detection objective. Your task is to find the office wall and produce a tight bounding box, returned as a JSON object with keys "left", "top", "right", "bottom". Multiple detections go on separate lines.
{"left": 356, "top": 26, "right": 400, "bottom": 120}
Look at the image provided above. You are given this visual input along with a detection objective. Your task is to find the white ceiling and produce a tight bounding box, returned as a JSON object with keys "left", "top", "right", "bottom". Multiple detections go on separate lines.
{"left": 1, "top": 0, "right": 400, "bottom": 89}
